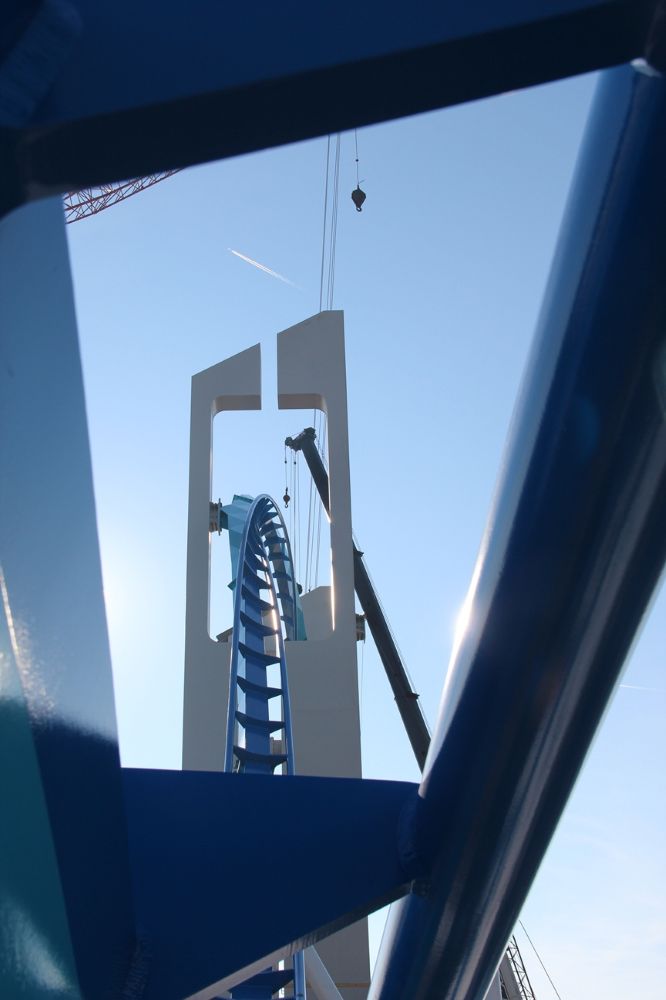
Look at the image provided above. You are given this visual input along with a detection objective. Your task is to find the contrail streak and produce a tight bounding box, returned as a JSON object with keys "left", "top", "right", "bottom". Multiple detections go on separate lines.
{"left": 228, "top": 248, "right": 298, "bottom": 287}
{"left": 620, "top": 683, "right": 666, "bottom": 694}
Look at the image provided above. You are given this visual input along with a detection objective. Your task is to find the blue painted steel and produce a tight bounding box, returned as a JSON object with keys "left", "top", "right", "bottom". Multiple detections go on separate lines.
{"left": 371, "top": 62, "right": 666, "bottom": 999}
{"left": 223, "top": 494, "right": 307, "bottom": 997}
{"left": 231, "top": 969, "right": 297, "bottom": 1000}
{"left": 224, "top": 494, "right": 304, "bottom": 774}
{"left": 122, "top": 769, "right": 418, "bottom": 999}
{"left": 1, "top": 2, "right": 655, "bottom": 216}
{"left": 0, "top": 199, "right": 136, "bottom": 997}
{"left": 12, "top": 1, "right": 641, "bottom": 125}
{"left": 0, "top": 596, "right": 81, "bottom": 998}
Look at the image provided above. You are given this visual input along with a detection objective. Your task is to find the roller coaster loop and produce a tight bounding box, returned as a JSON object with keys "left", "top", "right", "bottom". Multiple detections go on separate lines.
{"left": 223, "top": 493, "right": 307, "bottom": 1000}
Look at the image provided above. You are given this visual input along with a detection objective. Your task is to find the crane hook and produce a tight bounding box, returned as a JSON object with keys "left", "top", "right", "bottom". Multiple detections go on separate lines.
{"left": 351, "top": 185, "right": 366, "bottom": 212}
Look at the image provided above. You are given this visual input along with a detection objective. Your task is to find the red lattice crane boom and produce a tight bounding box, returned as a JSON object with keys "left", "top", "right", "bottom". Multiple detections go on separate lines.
{"left": 64, "top": 170, "right": 180, "bottom": 223}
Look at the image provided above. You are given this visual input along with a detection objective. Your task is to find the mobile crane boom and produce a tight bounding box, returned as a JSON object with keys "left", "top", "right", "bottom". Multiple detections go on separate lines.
{"left": 286, "top": 426, "right": 431, "bottom": 771}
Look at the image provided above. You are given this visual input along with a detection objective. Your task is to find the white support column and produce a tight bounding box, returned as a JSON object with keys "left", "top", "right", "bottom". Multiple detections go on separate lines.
{"left": 305, "top": 947, "right": 344, "bottom": 1000}
{"left": 278, "top": 311, "right": 355, "bottom": 639}
{"left": 278, "top": 311, "right": 369, "bottom": 1000}
{"left": 277, "top": 311, "right": 360, "bottom": 778}
{"left": 181, "top": 314, "right": 369, "bottom": 998}
{"left": 182, "top": 345, "right": 261, "bottom": 771}
{"left": 498, "top": 955, "right": 522, "bottom": 1000}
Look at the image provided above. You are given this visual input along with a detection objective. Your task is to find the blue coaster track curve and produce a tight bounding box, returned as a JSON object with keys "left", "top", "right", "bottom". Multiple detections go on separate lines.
{"left": 223, "top": 493, "right": 307, "bottom": 1000}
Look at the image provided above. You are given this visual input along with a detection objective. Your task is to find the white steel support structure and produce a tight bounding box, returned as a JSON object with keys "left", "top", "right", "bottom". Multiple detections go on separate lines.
{"left": 277, "top": 313, "right": 362, "bottom": 782}
{"left": 182, "top": 344, "right": 261, "bottom": 772}
{"left": 182, "top": 313, "right": 369, "bottom": 1000}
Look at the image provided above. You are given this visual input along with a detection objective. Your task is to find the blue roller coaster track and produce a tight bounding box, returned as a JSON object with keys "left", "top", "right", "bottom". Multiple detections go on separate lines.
{"left": 223, "top": 494, "right": 307, "bottom": 1000}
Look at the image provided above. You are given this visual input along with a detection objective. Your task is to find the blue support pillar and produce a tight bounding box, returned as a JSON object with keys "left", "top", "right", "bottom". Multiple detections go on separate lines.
{"left": 0, "top": 199, "right": 137, "bottom": 996}
{"left": 370, "top": 62, "right": 666, "bottom": 1000}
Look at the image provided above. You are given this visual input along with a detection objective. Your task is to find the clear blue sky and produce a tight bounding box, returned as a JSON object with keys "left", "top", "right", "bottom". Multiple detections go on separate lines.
{"left": 67, "top": 70, "right": 665, "bottom": 1000}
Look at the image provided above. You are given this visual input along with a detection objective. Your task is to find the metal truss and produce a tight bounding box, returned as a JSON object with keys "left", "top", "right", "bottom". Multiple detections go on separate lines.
{"left": 502, "top": 936, "right": 537, "bottom": 1000}
{"left": 63, "top": 171, "right": 180, "bottom": 222}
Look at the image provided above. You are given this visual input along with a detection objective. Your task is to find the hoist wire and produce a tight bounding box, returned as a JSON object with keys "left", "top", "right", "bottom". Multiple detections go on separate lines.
{"left": 294, "top": 452, "right": 303, "bottom": 579}
{"left": 318, "top": 136, "right": 331, "bottom": 313}
{"left": 518, "top": 921, "right": 563, "bottom": 1000}
{"left": 304, "top": 405, "right": 319, "bottom": 591}
{"left": 313, "top": 415, "right": 327, "bottom": 589}
{"left": 304, "top": 465, "right": 314, "bottom": 591}
{"left": 326, "top": 135, "right": 341, "bottom": 311}
{"left": 354, "top": 128, "right": 360, "bottom": 186}
{"left": 302, "top": 400, "right": 317, "bottom": 592}
{"left": 289, "top": 453, "right": 296, "bottom": 573}
{"left": 288, "top": 453, "right": 293, "bottom": 570}
{"left": 303, "top": 134, "right": 341, "bottom": 589}
{"left": 359, "top": 632, "right": 365, "bottom": 724}
{"left": 298, "top": 455, "right": 304, "bottom": 587}
{"left": 292, "top": 452, "right": 298, "bottom": 583}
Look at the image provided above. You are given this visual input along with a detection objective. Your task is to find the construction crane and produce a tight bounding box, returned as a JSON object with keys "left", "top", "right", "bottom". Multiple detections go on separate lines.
{"left": 285, "top": 425, "right": 431, "bottom": 770}
{"left": 286, "top": 427, "right": 543, "bottom": 1000}
{"left": 63, "top": 170, "right": 180, "bottom": 223}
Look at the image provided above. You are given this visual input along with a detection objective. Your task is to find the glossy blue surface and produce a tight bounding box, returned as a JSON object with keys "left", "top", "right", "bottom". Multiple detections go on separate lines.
{"left": 1, "top": 2, "right": 651, "bottom": 215}
{"left": 9, "top": 1, "right": 631, "bottom": 125}
{"left": 371, "top": 62, "right": 666, "bottom": 999}
{"left": 0, "top": 598, "right": 80, "bottom": 999}
{"left": 0, "top": 199, "right": 136, "bottom": 997}
{"left": 224, "top": 494, "right": 303, "bottom": 774}
{"left": 122, "top": 769, "right": 417, "bottom": 998}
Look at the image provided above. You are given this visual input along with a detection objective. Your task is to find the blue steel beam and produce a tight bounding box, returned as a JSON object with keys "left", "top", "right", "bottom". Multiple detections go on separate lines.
{"left": 122, "top": 769, "right": 417, "bottom": 999}
{"left": 370, "top": 61, "right": 666, "bottom": 1000}
{"left": 0, "top": 199, "right": 136, "bottom": 997}
{"left": 0, "top": 1, "right": 658, "bottom": 217}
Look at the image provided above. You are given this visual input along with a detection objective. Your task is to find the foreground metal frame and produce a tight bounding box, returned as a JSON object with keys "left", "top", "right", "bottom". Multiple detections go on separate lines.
{"left": 1, "top": 3, "right": 665, "bottom": 998}
{"left": 0, "top": 2, "right": 660, "bottom": 218}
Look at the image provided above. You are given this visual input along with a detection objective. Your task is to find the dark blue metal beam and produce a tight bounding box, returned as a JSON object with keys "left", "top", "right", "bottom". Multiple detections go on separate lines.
{"left": 370, "top": 61, "right": 666, "bottom": 999}
{"left": 122, "top": 769, "right": 417, "bottom": 999}
{"left": 0, "top": 1, "right": 658, "bottom": 217}
{"left": 0, "top": 199, "right": 136, "bottom": 998}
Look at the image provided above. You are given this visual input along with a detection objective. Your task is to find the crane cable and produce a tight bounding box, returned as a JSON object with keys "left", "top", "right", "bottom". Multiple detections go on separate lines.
{"left": 302, "top": 134, "right": 342, "bottom": 589}
{"left": 318, "top": 136, "right": 331, "bottom": 314}
{"left": 318, "top": 134, "right": 341, "bottom": 313}
{"left": 325, "top": 135, "right": 341, "bottom": 311}
{"left": 519, "top": 920, "right": 564, "bottom": 1000}
{"left": 355, "top": 128, "right": 360, "bottom": 187}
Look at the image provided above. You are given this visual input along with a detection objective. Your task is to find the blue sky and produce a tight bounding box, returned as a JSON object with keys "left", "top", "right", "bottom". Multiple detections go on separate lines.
{"left": 67, "top": 69, "right": 665, "bottom": 999}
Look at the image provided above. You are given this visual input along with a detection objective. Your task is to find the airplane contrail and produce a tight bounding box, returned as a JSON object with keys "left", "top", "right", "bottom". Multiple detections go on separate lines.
{"left": 228, "top": 248, "right": 298, "bottom": 287}
{"left": 619, "top": 683, "right": 666, "bottom": 694}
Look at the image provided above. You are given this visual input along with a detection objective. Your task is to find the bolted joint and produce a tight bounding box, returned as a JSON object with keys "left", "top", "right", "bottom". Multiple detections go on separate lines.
{"left": 209, "top": 500, "right": 228, "bottom": 534}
